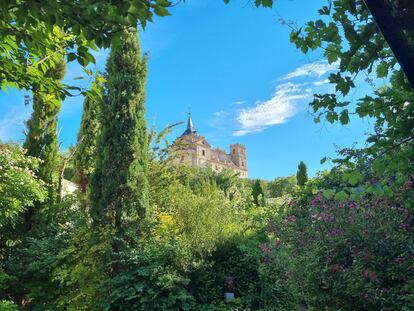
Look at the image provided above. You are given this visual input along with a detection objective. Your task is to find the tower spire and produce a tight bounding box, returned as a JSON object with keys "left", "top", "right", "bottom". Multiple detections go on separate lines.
{"left": 181, "top": 112, "right": 197, "bottom": 136}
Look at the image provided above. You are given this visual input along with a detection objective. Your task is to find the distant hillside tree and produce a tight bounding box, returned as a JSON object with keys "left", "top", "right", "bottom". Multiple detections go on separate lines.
{"left": 268, "top": 175, "right": 297, "bottom": 197}
{"left": 89, "top": 27, "right": 149, "bottom": 242}
{"left": 296, "top": 161, "right": 308, "bottom": 186}
{"left": 75, "top": 74, "right": 104, "bottom": 195}
{"left": 252, "top": 179, "right": 265, "bottom": 206}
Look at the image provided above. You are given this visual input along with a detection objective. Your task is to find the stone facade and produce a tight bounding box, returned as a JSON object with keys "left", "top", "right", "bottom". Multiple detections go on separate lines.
{"left": 172, "top": 114, "right": 248, "bottom": 178}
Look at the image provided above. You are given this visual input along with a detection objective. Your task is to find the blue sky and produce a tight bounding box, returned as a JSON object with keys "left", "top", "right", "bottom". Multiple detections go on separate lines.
{"left": 0, "top": 0, "right": 375, "bottom": 180}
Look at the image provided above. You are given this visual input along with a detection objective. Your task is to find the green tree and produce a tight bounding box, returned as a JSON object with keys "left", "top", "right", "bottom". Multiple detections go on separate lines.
{"left": 245, "top": 0, "right": 414, "bottom": 183}
{"left": 252, "top": 179, "right": 265, "bottom": 206}
{"left": 0, "top": 1, "right": 172, "bottom": 96}
{"left": 267, "top": 175, "right": 297, "bottom": 198}
{"left": 89, "top": 27, "right": 149, "bottom": 249}
{"left": 22, "top": 59, "right": 66, "bottom": 231}
{"left": 296, "top": 161, "right": 308, "bottom": 186}
{"left": 288, "top": 0, "right": 414, "bottom": 182}
{"left": 75, "top": 74, "right": 104, "bottom": 195}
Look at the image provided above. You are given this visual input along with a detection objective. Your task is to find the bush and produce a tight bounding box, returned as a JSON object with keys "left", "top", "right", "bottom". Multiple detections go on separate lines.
{"left": 278, "top": 171, "right": 414, "bottom": 310}
{"left": 0, "top": 300, "right": 19, "bottom": 311}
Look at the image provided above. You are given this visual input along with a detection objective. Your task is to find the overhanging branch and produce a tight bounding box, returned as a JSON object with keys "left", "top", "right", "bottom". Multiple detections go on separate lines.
{"left": 363, "top": 0, "right": 414, "bottom": 88}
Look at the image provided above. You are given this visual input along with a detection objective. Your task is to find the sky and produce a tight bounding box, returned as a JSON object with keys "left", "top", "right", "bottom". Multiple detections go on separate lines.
{"left": 0, "top": 0, "right": 376, "bottom": 180}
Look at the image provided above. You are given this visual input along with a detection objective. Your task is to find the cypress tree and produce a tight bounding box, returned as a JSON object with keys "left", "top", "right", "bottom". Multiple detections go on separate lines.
{"left": 75, "top": 74, "right": 103, "bottom": 195}
{"left": 296, "top": 161, "right": 308, "bottom": 186}
{"left": 252, "top": 179, "right": 265, "bottom": 206}
{"left": 89, "top": 27, "right": 149, "bottom": 241}
{"left": 23, "top": 59, "right": 66, "bottom": 230}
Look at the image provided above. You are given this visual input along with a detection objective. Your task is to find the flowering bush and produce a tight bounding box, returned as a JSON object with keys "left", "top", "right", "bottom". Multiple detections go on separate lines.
{"left": 278, "top": 171, "right": 414, "bottom": 310}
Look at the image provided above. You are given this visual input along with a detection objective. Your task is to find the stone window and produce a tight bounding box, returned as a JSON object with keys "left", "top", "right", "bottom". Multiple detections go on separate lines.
{"left": 202, "top": 149, "right": 205, "bottom": 156}
{"left": 232, "top": 149, "right": 235, "bottom": 154}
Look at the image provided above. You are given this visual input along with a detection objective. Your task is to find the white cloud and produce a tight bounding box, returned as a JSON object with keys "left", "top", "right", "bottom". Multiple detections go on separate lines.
{"left": 233, "top": 82, "right": 311, "bottom": 136}
{"left": 214, "top": 110, "right": 229, "bottom": 118}
{"left": 216, "top": 59, "right": 337, "bottom": 136}
{"left": 281, "top": 60, "right": 338, "bottom": 81}
{"left": 232, "top": 100, "right": 246, "bottom": 106}
{"left": 0, "top": 104, "right": 31, "bottom": 142}
{"left": 313, "top": 79, "right": 330, "bottom": 86}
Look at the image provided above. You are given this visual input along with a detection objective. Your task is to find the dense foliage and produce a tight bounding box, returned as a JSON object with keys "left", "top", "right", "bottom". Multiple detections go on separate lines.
{"left": 0, "top": 144, "right": 46, "bottom": 239}
{"left": 1, "top": 0, "right": 413, "bottom": 310}
{"left": 23, "top": 60, "right": 66, "bottom": 210}
{"left": 276, "top": 169, "right": 414, "bottom": 310}
{"left": 75, "top": 74, "right": 104, "bottom": 195}
{"left": 0, "top": 0, "right": 172, "bottom": 97}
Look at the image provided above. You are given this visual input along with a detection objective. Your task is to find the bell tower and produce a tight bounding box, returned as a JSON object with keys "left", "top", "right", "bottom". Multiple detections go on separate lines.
{"left": 230, "top": 144, "right": 247, "bottom": 170}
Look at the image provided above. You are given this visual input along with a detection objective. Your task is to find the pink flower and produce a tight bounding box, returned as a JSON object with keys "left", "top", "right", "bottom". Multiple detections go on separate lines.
{"left": 275, "top": 239, "right": 282, "bottom": 247}
{"left": 404, "top": 179, "right": 413, "bottom": 189}
{"left": 330, "top": 264, "right": 339, "bottom": 273}
{"left": 287, "top": 215, "right": 297, "bottom": 222}
{"left": 370, "top": 271, "right": 377, "bottom": 281}
{"left": 327, "top": 228, "right": 338, "bottom": 236}
{"left": 363, "top": 270, "right": 369, "bottom": 279}
{"left": 348, "top": 201, "right": 357, "bottom": 209}
{"left": 310, "top": 198, "right": 319, "bottom": 206}
{"left": 259, "top": 243, "right": 271, "bottom": 253}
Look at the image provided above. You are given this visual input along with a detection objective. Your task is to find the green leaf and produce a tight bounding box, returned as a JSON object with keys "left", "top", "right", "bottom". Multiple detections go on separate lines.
{"left": 261, "top": 0, "right": 273, "bottom": 7}
{"left": 154, "top": 5, "right": 170, "bottom": 17}
{"left": 376, "top": 61, "right": 388, "bottom": 78}
{"left": 339, "top": 110, "right": 349, "bottom": 125}
{"left": 322, "top": 189, "right": 334, "bottom": 200}
{"left": 334, "top": 190, "right": 348, "bottom": 201}
{"left": 347, "top": 172, "right": 362, "bottom": 186}
{"left": 326, "top": 111, "right": 338, "bottom": 123}
{"left": 67, "top": 53, "right": 77, "bottom": 62}
{"left": 157, "top": 0, "right": 170, "bottom": 6}
{"left": 255, "top": 0, "right": 273, "bottom": 7}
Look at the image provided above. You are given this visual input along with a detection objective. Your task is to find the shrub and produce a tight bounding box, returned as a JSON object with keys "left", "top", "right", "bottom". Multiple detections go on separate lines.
{"left": 278, "top": 171, "right": 414, "bottom": 310}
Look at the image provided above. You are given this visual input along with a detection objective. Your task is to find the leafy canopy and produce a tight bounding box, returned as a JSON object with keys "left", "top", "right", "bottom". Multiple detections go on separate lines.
{"left": 0, "top": 0, "right": 172, "bottom": 96}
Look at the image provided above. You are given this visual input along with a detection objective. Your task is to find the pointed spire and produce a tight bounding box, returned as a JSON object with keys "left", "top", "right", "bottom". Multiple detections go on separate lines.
{"left": 187, "top": 112, "right": 194, "bottom": 131}
{"left": 181, "top": 112, "right": 197, "bottom": 136}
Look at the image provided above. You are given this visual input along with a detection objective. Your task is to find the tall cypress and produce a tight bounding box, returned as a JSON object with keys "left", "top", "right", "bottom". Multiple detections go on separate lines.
{"left": 89, "top": 28, "right": 149, "bottom": 241}
{"left": 252, "top": 179, "right": 265, "bottom": 206}
{"left": 75, "top": 74, "right": 103, "bottom": 195}
{"left": 296, "top": 161, "right": 308, "bottom": 186}
{"left": 23, "top": 59, "right": 66, "bottom": 230}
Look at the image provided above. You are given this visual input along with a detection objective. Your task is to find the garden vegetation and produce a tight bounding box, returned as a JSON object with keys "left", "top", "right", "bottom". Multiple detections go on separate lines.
{"left": 0, "top": 0, "right": 413, "bottom": 310}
